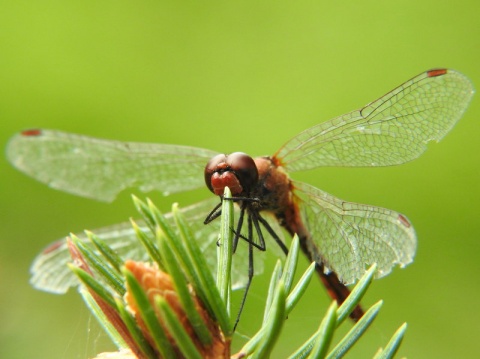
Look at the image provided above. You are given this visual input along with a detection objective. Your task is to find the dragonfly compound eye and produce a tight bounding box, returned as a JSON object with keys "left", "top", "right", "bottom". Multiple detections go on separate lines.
{"left": 204, "top": 152, "right": 259, "bottom": 196}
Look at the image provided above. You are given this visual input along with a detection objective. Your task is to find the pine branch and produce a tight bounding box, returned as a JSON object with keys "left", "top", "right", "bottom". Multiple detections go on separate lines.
{"left": 59, "top": 189, "right": 407, "bottom": 358}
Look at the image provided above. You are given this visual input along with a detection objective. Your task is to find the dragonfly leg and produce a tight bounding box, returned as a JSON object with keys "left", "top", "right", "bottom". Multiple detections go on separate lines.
{"left": 249, "top": 210, "right": 266, "bottom": 251}
{"left": 233, "top": 214, "right": 255, "bottom": 331}
{"left": 204, "top": 201, "right": 223, "bottom": 224}
{"left": 256, "top": 214, "right": 288, "bottom": 256}
{"left": 231, "top": 206, "right": 267, "bottom": 252}
{"left": 232, "top": 202, "right": 248, "bottom": 253}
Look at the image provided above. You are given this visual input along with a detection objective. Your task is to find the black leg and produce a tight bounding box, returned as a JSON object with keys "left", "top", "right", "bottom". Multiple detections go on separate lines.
{"left": 233, "top": 213, "right": 255, "bottom": 331}
{"left": 204, "top": 201, "right": 223, "bottom": 224}
{"left": 250, "top": 210, "right": 267, "bottom": 251}
{"left": 232, "top": 208, "right": 267, "bottom": 251}
{"left": 256, "top": 214, "right": 289, "bottom": 256}
{"left": 232, "top": 202, "right": 247, "bottom": 253}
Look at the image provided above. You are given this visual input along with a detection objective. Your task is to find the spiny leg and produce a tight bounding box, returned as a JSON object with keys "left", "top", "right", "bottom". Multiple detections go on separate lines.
{"left": 233, "top": 202, "right": 248, "bottom": 253}
{"left": 250, "top": 210, "right": 267, "bottom": 251}
{"left": 204, "top": 201, "right": 223, "bottom": 224}
{"left": 256, "top": 213, "right": 288, "bottom": 255}
{"left": 233, "top": 213, "right": 255, "bottom": 331}
{"left": 232, "top": 207, "right": 267, "bottom": 251}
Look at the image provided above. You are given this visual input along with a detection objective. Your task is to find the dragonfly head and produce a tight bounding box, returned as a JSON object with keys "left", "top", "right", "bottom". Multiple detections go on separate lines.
{"left": 204, "top": 152, "right": 259, "bottom": 197}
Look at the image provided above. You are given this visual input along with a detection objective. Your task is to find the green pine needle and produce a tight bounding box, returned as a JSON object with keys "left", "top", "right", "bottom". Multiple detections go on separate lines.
{"left": 157, "top": 228, "right": 213, "bottom": 345}
{"left": 307, "top": 301, "right": 338, "bottom": 359}
{"left": 216, "top": 187, "right": 234, "bottom": 310}
{"left": 68, "top": 264, "right": 118, "bottom": 309}
{"left": 123, "top": 267, "right": 176, "bottom": 358}
{"left": 326, "top": 301, "right": 383, "bottom": 358}
{"left": 61, "top": 195, "right": 408, "bottom": 358}
{"left": 80, "top": 288, "right": 129, "bottom": 351}
{"left": 114, "top": 296, "right": 157, "bottom": 359}
{"left": 374, "top": 323, "right": 408, "bottom": 359}
{"left": 155, "top": 296, "right": 204, "bottom": 359}
{"left": 86, "top": 230, "right": 124, "bottom": 272}
{"left": 70, "top": 234, "right": 125, "bottom": 295}
{"left": 251, "top": 281, "right": 286, "bottom": 359}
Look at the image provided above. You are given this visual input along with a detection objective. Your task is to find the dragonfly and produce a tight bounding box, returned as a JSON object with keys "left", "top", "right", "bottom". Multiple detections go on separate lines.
{"left": 7, "top": 68, "right": 474, "bottom": 324}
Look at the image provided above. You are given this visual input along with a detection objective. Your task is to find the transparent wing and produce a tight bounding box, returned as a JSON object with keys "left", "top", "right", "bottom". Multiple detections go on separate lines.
{"left": 30, "top": 197, "right": 275, "bottom": 294}
{"left": 30, "top": 219, "right": 148, "bottom": 294}
{"left": 293, "top": 180, "right": 416, "bottom": 285}
{"left": 7, "top": 129, "right": 219, "bottom": 201}
{"left": 275, "top": 69, "right": 474, "bottom": 171}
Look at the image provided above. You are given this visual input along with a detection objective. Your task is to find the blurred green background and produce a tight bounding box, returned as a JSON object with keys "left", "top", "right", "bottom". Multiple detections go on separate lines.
{"left": 1, "top": 1, "right": 479, "bottom": 358}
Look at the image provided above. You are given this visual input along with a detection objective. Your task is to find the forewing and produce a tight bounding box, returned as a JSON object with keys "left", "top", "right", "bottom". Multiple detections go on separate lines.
{"left": 30, "top": 197, "right": 265, "bottom": 293}
{"left": 7, "top": 129, "right": 218, "bottom": 201}
{"left": 293, "top": 180, "right": 416, "bottom": 285}
{"left": 275, "top": 69, "right": 474, "bottom": 171}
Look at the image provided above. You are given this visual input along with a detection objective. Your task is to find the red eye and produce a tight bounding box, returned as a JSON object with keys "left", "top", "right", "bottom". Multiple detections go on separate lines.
{"left": 227, "top": 152, "right": 258, "bottom": 191}
{"left": 204, "top": 152, "right": 258, "bottom": 196}
{"left": 204, "top": 154, "right": 228, "bottom": 194}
